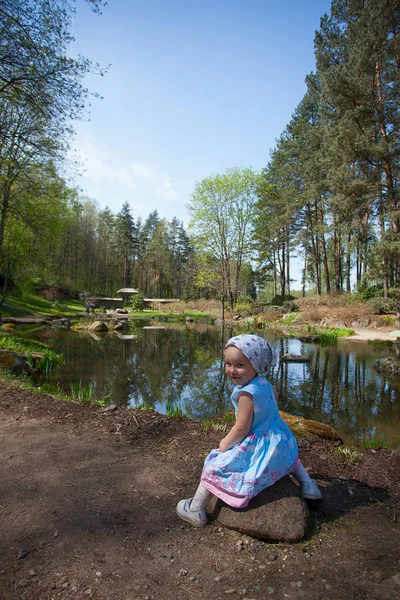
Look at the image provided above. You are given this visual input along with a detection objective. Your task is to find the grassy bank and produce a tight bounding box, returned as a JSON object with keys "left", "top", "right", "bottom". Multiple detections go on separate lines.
{"left": 0, "top": 291, "right": 83, "bottom": 318}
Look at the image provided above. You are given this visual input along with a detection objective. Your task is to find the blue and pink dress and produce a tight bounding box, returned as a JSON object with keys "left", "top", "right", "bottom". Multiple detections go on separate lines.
{"left": 201, "top": 375, "right": 299, "bottom": 508}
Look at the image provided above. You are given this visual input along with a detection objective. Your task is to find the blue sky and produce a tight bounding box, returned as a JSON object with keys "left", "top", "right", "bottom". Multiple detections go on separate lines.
{"left": 70, "top": 0, "right": 332, "bottom": 227}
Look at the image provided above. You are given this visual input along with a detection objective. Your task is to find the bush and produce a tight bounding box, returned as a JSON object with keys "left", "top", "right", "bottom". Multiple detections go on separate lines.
{"left": 367, "top": 297, "right": 397, "bottom": 314}
{"left": 234, "top": 302, "right": 253, "bottom": 314}
{"left": 270, "top": 294, "right": 296, "bottom": 306}
{"left": 356, "top": 280, "right": 384, "bottom": 300}
{"left": 52, "top": 300, "right": 68, "bottom": 312}
{"left": 264, "top": 305, "right": 285, "bottom": 313}
{"left": 128, "top": 292, "right": 144, "bottom": 311}
{"left": 282, "top": 300, "right": 299, "bottom": 313}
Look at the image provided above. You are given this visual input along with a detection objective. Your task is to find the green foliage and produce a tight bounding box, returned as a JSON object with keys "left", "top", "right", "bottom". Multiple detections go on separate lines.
{"left": 362, "top": 435, "right": 392, "bottom": 450}
{"left": 135, "top": 402, "right": 154, "bottom": 411}
{"left": 165, "top": 399, "right": 184, "bottom": 418}
{"left": 52, "top": 300, "right": 68, "bottom": 312}
{"left": 0, "top": 335, "right": 63, "bottom": 373}
{"left": 305, "top": 326, "right": 354, "bottom": 344}
{"left": 234, "top": 302, "right": 253, "bottom": 314}
{"left": 382, "top": 315, "right": 395, "bottom": 325}
{"left": 367, "top": 297, "right": 397, "bottom": 315}
{"left": 280, "top": 313, "right": 298, "bottom": 325}
{"left": 356, "top": 280, "right": 384, "bottom": 301}
{"left": 282, "top": 300, "right": 299, "bottom": 313}
{"left": 128, "top": 293, "right": 144, "bottom": 311}
{"left": 335, "top": 446, "right": 362, "bottom": 465}
{"left": 270, "top": 294, "right": 296, "bottom": 306}
{"left": 188, "top": 167, "right": 263, "bottom": 309}
{"left": 68, "top": 381, "right": 108, "bottom": 407}
{"left": 69, "top": 381, "right": 94, "bottom": 405}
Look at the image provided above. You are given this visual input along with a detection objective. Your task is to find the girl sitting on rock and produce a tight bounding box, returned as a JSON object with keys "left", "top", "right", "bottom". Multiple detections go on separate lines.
{"left": 176, "top": 334, "right": 321, "bottom": 526}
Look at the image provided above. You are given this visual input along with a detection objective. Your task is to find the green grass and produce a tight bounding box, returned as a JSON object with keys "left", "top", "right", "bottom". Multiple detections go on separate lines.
{"left": 362, "top": 434, "right": 392, "bottom": 450}
{"left": 280, "top": 313, "right": 298, "bottom": 325}
{"left": 381, "top": 315, "right": 396, "bottom": 325}
{"left": 165, "top": 399, "right": 184, "bottom": 417}
{"left": 135, "top": 402, "right": 154, "bottom": 411}
{"left": 0, "top": 291, "right": 83, "bottom": 318}
{"left": 70, "top": 381, "right": 93, "bottom": 404}
{"left": 305, "top": 325, "right": 355, "bottom": 344}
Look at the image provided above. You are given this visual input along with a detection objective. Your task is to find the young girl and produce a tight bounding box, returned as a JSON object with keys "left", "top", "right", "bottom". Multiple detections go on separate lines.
{"left": 176, "top": 334, "right": 321, "bottom": 526}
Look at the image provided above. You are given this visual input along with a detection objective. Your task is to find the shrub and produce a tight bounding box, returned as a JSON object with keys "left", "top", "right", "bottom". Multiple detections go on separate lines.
{"left": 234, "top": 302, "right": 253, "bottom": 314}
{"left": 367, "top": 297, "right": 397, "bottom": 314}
{"left": 282, "top": 300, "right": 299, "bottom": 312}
{"left": 270, "top": 294, "right": 296, "bottom": 306}
{"left": 52, "top": 300, "right": 68, "bottom": 312}
{"left": 356, "top": 280, "right": 384, "bottom": 300}
{"left": 128, "top": 292, "right": 144, "bottom": 311}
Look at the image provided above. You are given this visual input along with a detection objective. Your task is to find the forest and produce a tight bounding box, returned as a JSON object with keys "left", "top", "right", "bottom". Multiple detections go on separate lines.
{"left": 0, "top": 0, "right": 399, "bottom": 307}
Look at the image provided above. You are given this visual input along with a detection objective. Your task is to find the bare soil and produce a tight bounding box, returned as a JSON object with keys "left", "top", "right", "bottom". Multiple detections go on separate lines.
{"left": 1, "top": 382, "right": 399, "bottom": 600}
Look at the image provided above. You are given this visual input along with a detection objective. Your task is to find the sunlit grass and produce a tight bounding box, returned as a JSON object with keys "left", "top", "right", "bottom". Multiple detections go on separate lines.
{"left": 362, "top": 434, "right": 392, "bottom": 450}
{"left": 1, "top": 291, "right": 83, "bottom": 317}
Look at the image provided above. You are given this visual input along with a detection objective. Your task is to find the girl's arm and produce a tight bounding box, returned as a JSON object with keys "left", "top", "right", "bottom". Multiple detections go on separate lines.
{"left": 219, "top": 392, "right": 254, "bottom": 452}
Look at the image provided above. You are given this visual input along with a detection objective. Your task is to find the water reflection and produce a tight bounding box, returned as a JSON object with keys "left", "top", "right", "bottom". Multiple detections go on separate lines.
{"left": 29, "top": 323, "right": 400, "bottom": 447}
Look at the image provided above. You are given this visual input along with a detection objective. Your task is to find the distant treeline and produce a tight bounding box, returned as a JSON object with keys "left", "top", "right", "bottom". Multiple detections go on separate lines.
{"left": 1, "top": 1, "right": 399, "bottom": 305}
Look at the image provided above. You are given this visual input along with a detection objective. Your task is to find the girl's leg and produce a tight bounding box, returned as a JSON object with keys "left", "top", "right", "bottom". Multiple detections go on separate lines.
{"left": 176, "top": 483, "right": 212, "bottom": 527}
{"left": 293, "top": 461, "right": 322, "bottom": 500}
{"left": 190, "top": 483, "right": 212, "bottom": 510}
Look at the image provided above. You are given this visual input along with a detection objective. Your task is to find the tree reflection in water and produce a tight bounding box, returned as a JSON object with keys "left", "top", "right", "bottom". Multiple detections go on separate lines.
{"left": 30, "top": 324, "right": 400, "bottom": 447}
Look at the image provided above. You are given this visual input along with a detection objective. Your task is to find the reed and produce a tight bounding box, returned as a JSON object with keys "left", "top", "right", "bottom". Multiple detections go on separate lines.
{"left": 70, "top": 381, "right": 94, "bottom": 405}
{"left": 362, "top": 434, "right": 392, "bottom": 450}
{"left": 165, "top": 399, "right": 184, "bottom": 417}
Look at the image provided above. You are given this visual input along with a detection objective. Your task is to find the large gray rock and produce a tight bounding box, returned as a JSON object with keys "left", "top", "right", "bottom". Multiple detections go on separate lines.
{"left": 209, "top": 476, "right": 309, "bottom": 542}
{"left": 351, "top": 318, "right": 370, "bottom": 328}
{"left": 0, "top": 351, "right": 33, "bottom": 376}
{"left": 88, "top": 320, "right": 108, "bottom": 332}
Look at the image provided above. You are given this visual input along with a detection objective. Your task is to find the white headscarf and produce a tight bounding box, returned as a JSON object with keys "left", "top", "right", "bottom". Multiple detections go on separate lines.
{"left": 225, "top": 334, "right": 278, "bottom": 374}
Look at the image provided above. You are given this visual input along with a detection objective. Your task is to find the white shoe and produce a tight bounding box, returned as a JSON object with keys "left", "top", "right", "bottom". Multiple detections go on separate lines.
{"left": 176, "top": 498, "right": 207, "bottom": 527}
{"left": 301, "top": 479, "right": 322, "bottom": 500}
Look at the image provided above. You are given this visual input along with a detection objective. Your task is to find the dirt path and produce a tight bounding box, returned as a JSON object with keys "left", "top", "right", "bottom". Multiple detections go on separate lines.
{"left": 0, "top": 382, "right": 399, "bottom": 600}
{"left": 340, "top": 328, "right": 400, "bottom": 342}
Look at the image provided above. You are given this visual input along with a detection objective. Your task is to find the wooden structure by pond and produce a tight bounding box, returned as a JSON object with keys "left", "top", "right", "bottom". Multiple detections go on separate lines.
{"left": 117, "top": 288, "right": 140, "bottom": 303}
{"left": 116, "top": 288, "right": 180, "bottom": 308}
{"left": 87, "top": 297, "right": 123, "bottom": 309}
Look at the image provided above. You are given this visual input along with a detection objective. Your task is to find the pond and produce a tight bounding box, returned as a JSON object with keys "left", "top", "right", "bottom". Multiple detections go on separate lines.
{"left": 27, "top": 321, "right": 400, "bottom": 448}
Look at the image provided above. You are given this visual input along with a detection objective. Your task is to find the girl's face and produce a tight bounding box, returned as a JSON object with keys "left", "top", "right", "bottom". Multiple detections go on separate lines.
{"left": 224, "top": 345, "right": 257, "bottom": 387}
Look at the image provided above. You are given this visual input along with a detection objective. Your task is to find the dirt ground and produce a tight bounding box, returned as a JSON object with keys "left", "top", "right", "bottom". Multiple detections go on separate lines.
{"left": 0, "top": 381, "right": 399, "bottom": 600}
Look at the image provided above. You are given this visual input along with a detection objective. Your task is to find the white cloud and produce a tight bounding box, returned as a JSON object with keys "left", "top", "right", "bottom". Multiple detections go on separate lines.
{"left": 72, "top": 135, "right": 184, "bottom": 218}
